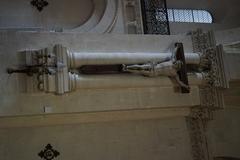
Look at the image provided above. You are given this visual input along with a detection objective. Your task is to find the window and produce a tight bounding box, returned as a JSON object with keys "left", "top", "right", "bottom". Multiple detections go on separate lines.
{"left": 167, "top": 9, "right": 213, "bottom": 23}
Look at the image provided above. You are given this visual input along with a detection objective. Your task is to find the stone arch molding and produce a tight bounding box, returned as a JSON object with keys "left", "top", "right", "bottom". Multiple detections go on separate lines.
{"left": 0, "top": 0, "right": 118, "bottom": 32}
{"left": 66, "top": 0, "right": 119, "bottom": 33}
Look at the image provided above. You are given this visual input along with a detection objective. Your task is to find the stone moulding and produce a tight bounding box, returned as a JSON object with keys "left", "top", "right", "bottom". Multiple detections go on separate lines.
{"left": 188, "top": 29, "right": 231, "bottom": 160}
{"left": 191, "top": 29, "right": 229, "bottom": 112}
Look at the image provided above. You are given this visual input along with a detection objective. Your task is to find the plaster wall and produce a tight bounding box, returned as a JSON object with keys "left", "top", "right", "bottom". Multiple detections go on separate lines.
{"left": 0, "top": 31, "right": 199, "bottom": 160}
{"left": 206, "top": 29, "right": 240, "bottom": 159}
{"left": 169, "top": 22, "right": 237, "bottom": 35}
{"left": 207, "top": 82, "right": 240, "bottom": 159}
{"left": 0, "top": 0, "right": 96, "bottom": 31}
{"left": 0, "top": 118, "right": 193, "bottom": 160}
{"left": 215, "top": 28, "right": 240, "bottom": 81}
{"left": 1, "top": 0, "right": 240, "bottom": 35}
{"left": 207, "top": 106, "right": 240, "bottom": 158}
{"left": 0, "top": 28, "right": 239, "bottom": 160}
{"left": 0, "top": 0, "right": 125, "bottom": 33}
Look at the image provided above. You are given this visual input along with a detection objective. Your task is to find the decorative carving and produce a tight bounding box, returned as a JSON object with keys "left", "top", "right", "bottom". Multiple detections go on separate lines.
{"left": 191, "top": 29, "right": 228, "bottom": 112}
{"left": 188, "top": 29, "right": 229, "bottom": 160}
{"left": 186, "top": 117, "right": 210, "bottom": 160}
{"left": 140, "top": 0, "right": 170, "bottom": 34}
{"left": 38, "top": 144, "right": 60, "bottom": 160}
{"left": 123, "top": 0, "right": 144, "bottom": 34}
{"left": 191, "top": 29, "right": 216, "bottom": 52}
{"left": 31, "top": 0, "right": 49, "bottom": 12}
{"left": 6, "top": 45, "right": 75, "bottom": 95}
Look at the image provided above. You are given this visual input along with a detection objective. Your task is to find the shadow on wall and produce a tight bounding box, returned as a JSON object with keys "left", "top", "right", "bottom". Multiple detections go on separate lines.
{"left": 214, "top": 157, "right": 240, "bottom": 160}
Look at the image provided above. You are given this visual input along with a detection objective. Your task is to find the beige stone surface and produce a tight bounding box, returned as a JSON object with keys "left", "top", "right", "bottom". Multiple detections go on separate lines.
{"left": 0, "top": 108, "right": 191, "bottom": 128}
{"left": 0, "top": 28, "right": 239, "bottom": 160}
{"left": 207, "top": 81, "right": 240, "bottom": 158}
{"left": 207, "top": 107, "right": 240, "bottom": 158}
{"left": 0, "top": 117, "right": 192, "bottom": 160}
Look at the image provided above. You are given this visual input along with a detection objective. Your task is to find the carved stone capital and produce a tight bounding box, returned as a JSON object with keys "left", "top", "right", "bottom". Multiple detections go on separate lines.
{"left": 191, "top": 29, "right": 229, "bottom": 110}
